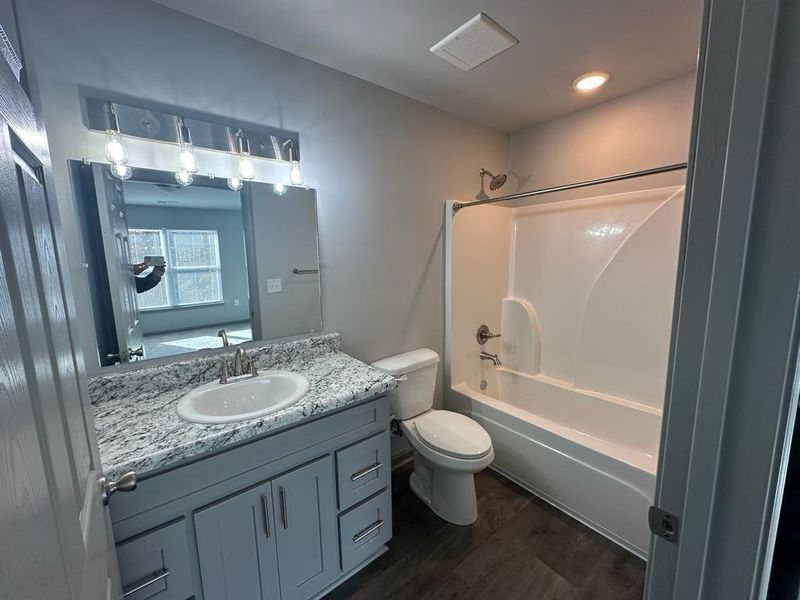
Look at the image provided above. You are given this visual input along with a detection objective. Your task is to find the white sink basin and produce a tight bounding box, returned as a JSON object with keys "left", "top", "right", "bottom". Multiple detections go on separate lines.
{"left": 176, "top": 371, "right": 310, "bottom": 424}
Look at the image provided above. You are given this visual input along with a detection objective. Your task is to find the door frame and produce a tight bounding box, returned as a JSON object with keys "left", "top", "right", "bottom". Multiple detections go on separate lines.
{"left": 646, "top": 0, "right": 800, "bottom": 597}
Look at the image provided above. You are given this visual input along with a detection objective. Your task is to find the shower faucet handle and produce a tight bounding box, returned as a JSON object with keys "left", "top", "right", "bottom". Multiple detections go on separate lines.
{"left": 476, "top": 324, "right": 501, "bottom": 346}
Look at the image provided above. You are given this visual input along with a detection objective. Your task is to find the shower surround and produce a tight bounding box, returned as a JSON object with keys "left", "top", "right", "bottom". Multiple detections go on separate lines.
{"left": 445, "top": 185, "right": 684, "bottom": 557}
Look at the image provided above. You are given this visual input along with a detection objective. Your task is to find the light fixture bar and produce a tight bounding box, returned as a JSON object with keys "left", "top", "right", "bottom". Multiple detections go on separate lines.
{"left": 86, "top": 97, "right": 300, "bottom": 162}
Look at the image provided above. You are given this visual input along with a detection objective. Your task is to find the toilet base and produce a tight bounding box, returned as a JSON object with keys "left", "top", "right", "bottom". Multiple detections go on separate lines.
{"left": 408, "top": 450, "right": 479, "bottom": 526}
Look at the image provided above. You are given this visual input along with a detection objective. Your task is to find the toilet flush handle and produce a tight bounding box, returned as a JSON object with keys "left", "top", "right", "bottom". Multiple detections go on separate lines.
{"left": 394, "top": 375, "right": 408, "bottom": 382}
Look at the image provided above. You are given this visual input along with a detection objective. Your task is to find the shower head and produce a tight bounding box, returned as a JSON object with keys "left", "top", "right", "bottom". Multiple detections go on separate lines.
{"left": 479, "top": 168, "right": 508, "bottom": 191}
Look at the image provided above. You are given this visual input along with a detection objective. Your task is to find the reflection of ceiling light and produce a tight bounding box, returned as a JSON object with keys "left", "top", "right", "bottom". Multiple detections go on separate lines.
{"left": 110, "top": 163, "right": 132, "bottom": 180}
{"left": 587, "top": 224, "right": 625, "bottom": 238}
{"left": 176, "top": 117, "right": 199, "bottom": 174}
{"left": 273, "top": 183, "right": 287, "bottom": 196}
{"left": 175, "top": 170, "right": 193, "bottom": 187}
{"left": 227, "top": 177, "right": 243, "bottom": 191}
{"left": 572, "top": 71, "right": 610, "bottom": 92}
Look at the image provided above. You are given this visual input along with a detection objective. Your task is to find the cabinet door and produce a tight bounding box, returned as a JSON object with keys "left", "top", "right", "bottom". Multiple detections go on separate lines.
{"left": 272, "top": 456, "right": 339, "bottom": 600}
{"left": 194, "top": 481, "right": 280, "bottom": 600}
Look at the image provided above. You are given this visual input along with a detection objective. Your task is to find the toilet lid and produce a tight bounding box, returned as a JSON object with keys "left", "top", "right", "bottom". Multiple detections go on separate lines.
{"left": 413, "top": 411, "right": 492, "bottom": 459}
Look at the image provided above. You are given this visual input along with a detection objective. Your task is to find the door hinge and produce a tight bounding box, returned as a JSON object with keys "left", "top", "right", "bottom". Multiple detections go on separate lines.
{"left": 649, "top": 506, "right": 679, "bottom": 542}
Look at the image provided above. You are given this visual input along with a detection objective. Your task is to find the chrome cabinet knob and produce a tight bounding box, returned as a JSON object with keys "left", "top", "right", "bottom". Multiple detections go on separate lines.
{"left": 101, "top": 471, "right": 137, "bottom": 505}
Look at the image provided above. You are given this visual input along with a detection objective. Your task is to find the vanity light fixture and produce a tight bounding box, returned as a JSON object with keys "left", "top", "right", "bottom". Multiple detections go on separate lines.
{"left": 175, "top": 170, "right": 193, "bottom": 187}
{"left": 235, "top": 129, "right": 256, "bottom": 181}
{"left": 272, "top": 182, "right": 287, "bottom": 196}
{"left": 176, "top": 117, "right": 199, "bottom": 174}
{"left": 104, "top": 103, "right": 128, "bottom": 165}
{"left": 572, "top": 71, "right": 610, "bottom": 92}
{"left": 283, "top": 139, "right": 303, "bottom": 186}
{"left": 227, "top": 176, "right": 243, "bottom": 191}
{"left": 110, "top": 163, "right": 132, "bottom": 180}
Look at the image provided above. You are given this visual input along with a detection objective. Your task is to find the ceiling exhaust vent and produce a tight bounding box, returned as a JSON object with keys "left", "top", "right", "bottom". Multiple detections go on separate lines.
{"left": 430, "top": 13, "right": 518, "bottom": 71}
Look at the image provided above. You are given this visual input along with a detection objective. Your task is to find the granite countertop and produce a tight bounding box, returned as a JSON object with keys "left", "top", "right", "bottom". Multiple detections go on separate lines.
{"left": 90, "top": 334, "right": 396, "bottom": 480}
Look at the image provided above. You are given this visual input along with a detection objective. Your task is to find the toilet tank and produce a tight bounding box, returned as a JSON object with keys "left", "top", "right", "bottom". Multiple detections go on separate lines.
{"left": 371, "top": 349, "right": 439, "bottom": 420}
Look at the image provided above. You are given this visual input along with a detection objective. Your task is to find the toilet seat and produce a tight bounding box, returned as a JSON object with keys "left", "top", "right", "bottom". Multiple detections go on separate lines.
{"left": 412, "top": 411, "right": 492, "bottom": 459}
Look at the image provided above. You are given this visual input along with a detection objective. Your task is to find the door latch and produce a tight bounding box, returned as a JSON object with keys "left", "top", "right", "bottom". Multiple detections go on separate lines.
{"left": 649, "top": 506, "right": 679, "bottom": 542}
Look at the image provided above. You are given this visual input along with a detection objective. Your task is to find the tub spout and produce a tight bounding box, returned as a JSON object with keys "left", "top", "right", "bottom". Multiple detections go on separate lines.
{"left": 479, "top": 351, "right": 501, "bottom": 366}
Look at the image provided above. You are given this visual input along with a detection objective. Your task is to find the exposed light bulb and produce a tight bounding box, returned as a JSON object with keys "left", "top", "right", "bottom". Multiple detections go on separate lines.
{"left": 273, "top": 183, "right": 287, "bottom": 196}
{"left": 289, "top": 161, "right": 303, "bottom": 186}
{"left": 110, "top": 163, "right": 132, "bottom": 180}
{"left": 175, "top": 170, "right": 193, "bottom": 187}
{"left": 178, "top": 142, "right": 199, "bottom": 174}
{"left": 227, "top": 177, "right": 243, "bottom": 191}
{"left": 104, "top": 131, "right": 128, "bottom": 165}
{"left": 239, "top": 154, "right": 255, "bottom": 181}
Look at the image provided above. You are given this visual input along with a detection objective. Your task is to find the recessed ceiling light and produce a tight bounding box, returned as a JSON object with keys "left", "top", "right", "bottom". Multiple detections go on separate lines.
{"left": 572, "top": 71, "right": 611, "bottom": 92}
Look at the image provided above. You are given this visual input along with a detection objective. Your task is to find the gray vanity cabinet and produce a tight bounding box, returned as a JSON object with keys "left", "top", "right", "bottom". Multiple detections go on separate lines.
{"left": 272, "top": 457, "right": 339, "bottom": 600}
{"left": 110, "top": 396, "right": 392, "bottom": 600}
{"left": 194, "top": 481, "right": 281, "bottom": 599}
{"left": 194, "top": 456, "right": 339, "bottom": 600}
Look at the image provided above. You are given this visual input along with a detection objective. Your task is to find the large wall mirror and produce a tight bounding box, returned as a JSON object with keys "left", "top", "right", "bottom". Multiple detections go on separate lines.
{"left": 71, "top": 161, "right": 322, "bottom": 368}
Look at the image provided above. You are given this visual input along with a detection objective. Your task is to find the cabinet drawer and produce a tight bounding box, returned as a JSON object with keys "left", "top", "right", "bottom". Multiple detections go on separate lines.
{"left": 338, "top": 490, "right": 392, "bottom": 572}
{"left": 336, "top": 431, "right": 390, "bottom": 510}
{"left": 116, "top": 520, "right": 194, "bottom": 600}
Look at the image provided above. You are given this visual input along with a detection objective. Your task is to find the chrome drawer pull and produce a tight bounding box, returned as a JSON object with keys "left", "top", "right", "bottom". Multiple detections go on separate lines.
{"left": 279, "top": 486, "right": 288, "bottom": 529}
{"left": 262, "top": 495, "right": 271, "bottom": 538}
{"left": 352, "top": 519, "right": 384, "bottom": 544}
{"left": 351, "top": 462, "right": 383, "bottom": 482}
{"left": 123, "top": 568, "right": 170, "bottom": 597}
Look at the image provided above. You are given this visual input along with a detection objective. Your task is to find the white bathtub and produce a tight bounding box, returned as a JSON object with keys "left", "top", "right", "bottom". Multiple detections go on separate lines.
{"left": 450, "top": 368, "right": 660, "bottom": 558}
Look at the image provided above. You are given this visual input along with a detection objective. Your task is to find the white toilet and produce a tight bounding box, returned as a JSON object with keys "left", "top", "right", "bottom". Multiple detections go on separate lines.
{"left": 372, "top": 349, "right": 493, "bottom": 525}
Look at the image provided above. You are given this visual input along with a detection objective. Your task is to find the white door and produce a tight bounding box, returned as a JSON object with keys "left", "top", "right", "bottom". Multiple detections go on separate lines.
{"left": 92, "top": 163, "right": 144, "bottom": 363}
{"left": 0, "top": 15, "right": 121, "bottom": 600}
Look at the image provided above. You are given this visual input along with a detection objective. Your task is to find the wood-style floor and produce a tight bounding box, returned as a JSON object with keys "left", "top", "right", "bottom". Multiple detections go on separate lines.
{"left": 324, "top": 463, "right": 646, "bottom": 600}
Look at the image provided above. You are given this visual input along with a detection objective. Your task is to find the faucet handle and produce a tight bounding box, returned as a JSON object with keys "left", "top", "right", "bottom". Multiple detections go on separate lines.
{"left": 476, "top": 324, "right": 501, "bottom": 345}
{"left": 219, "top": 360, "right": 229, "bottom": 384}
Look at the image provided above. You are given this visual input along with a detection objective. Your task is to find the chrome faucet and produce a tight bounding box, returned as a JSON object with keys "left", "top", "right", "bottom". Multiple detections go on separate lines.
{"left": 218, "top": 329, "right": 230, "bottom": 347}
{"left": 232, "top": 347, "right": 259, "bottom": 377}
{"left": 218, "top": 346, "right": 259, "bottom": 384}
{"left": 479, "top": 351, "right": 501, "bottom": 366}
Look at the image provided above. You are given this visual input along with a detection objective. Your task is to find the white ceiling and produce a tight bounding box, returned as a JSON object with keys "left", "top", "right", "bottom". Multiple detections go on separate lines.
{"left": 152, "top": 0, "right": 703, "bottom": 133}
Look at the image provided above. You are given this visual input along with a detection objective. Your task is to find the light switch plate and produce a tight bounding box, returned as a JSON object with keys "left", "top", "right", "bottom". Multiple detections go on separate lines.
{"left": 267, "top": 279, "right": 282, "bottom": 293}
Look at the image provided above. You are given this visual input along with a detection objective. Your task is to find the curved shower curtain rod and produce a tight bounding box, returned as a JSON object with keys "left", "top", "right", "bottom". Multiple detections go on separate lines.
{"left": 452, "top": 162, "right": 688, "bottom": 212}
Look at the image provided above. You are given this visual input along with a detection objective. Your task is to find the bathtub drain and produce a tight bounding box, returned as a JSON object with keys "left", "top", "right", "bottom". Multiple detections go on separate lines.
{"left": 480, "top": 379, "right": 488, "bottom": 391}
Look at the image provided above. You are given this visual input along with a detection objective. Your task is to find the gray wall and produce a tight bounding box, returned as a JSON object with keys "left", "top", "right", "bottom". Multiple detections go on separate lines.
{"left": 126, "top": 204, "right": 250, "bottom": 335}
{"left": 508, "top": 73, "right": 696, "bottom": 192}
{"left": 17, "top": 0, "right": 507, "bottom": 383}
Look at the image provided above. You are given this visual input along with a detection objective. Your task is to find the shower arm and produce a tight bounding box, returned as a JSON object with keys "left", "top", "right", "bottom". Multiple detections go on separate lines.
{"left": 453, "top": 162, "right": 688, "bottom": 212}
